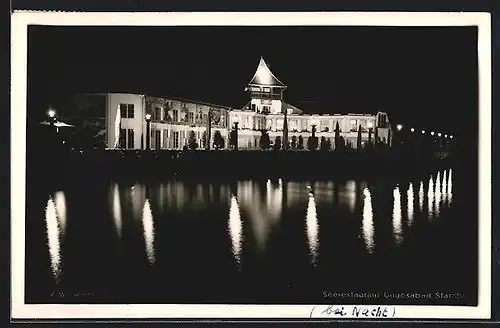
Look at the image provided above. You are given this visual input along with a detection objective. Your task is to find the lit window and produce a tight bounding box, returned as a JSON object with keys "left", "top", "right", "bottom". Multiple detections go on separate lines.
{"left": 120, "top": 104, "right": 127, "bottom": 118}
{"left": 120, "top": 104, "right": 135, "bottom": 119}
{"left": 155, "top": 130, "right": 161, "bottom": 149}
{"left": 155, "top": 107, "right": 161, "bottom": 121}
{"left": 127, "top": 129, "right": 134, "bottom": 149}
{"left": 119, "top": 128, "right": 126, "bottom": 148}
{"left": 173, "top": 131, "right": 179, "bottom": 149}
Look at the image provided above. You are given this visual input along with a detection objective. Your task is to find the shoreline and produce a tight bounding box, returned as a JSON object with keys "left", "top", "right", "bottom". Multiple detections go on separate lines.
{"left": 28, "top": 148, "right": 454, "bottom": 185}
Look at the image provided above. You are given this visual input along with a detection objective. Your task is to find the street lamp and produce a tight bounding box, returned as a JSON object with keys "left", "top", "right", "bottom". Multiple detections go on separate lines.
{"left": 311, "top": 118, "right": 317, "bottom": 139}
{"left": 47, "top": 108, "right": 56, "bottom": 127}
{"left": 410, "top": 127, "right": 415, "bottom": 132}
{"left": 450, "top": 135, "right": 453, "bottom": 139}
{"left": 233, "top": 115, "right": 239, "bottom": 151}
{"left": 421, "top": 130, "right": 425, "bottom": 134}
{"left": 396, "top": 124, "right": 403, "bottom": 131}
{"left": 430, "top": 131, "right": 435, "bottom": 136}
{"left": 145, "top": 113, "right": 151, "bottom": 150}
{"left": 437, "top": 132, "right": 442, "bottom": 137}
{"left": 445, "top": 134, "right": 448, "bottom": 138}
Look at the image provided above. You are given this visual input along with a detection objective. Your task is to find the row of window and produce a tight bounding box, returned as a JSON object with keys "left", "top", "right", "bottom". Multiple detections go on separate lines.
{"left": 119, "top": 128, "right": 135, "bottom": 149}
{"left": 120, "top": 104, "right": 135, "bottom": 119}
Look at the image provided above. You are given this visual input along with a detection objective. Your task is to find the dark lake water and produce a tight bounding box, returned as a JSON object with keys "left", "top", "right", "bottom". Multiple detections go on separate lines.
{"left": 25, "top": 167, "right": 478, "bottom": 305}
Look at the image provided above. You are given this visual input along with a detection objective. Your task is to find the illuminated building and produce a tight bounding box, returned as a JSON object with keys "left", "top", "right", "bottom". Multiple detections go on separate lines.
{"left": 67, "top": 57, "right": 394, "bottom": 150}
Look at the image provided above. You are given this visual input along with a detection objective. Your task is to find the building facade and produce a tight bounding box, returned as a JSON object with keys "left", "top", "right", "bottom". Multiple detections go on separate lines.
{"left": 69, "top": 57, "right": 393, "bottom": 151}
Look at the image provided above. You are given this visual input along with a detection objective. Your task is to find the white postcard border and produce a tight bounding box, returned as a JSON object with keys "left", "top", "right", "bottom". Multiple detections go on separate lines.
{"left": 11, "top": 11, "right": 492, "bottom": 320}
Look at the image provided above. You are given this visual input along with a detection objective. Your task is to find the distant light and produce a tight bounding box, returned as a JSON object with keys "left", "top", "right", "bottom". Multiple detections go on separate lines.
{"left": 48, "top": 109, "right": 56, "bottom": 118}
{"left": 396, "top": 124, "right": 403, "bottom": 131}
{"left": 437, "top": 133, "right": 442, "bottom": 137}
{"left": 410, "top": 128, "right": 415, "bottom": 132}
{"left": 367, "top": 121, "right": 373, "bottom": 129}
{"left": 430, "top": 131, "right": 435, "bottom": 136}
{"left": 145, "top": 113, "right": 151, "bottom": 121}
{"left": 445, "top": 134, "right": 448, "bottom": 138}
{"left": 421, "top": 130, "right": 425, "bottom": 134}
{"left": 450, "top": 135, "right": 453, "bottom": 139}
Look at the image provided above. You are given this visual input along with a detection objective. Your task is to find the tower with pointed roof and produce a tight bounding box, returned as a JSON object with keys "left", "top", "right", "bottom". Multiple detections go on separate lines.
{"left": 245, "top": 57, "right": 287, "bottom": 115}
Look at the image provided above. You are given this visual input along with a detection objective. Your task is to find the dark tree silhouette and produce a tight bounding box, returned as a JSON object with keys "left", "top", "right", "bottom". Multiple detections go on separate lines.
{"left": 326, "top": 138, "right": 332, "bottom": 150}
{"left": 259, "top": 129, "right": 271, "bottom": 150}
{"left": 229, "top": 129, "right": 238, "bottom": 150}
{"left": 307, "top": 136, "right": 318, "bottom": 151}
{"left": 297, "top": 135, "right": 304, "bottom": 149}
{"left": 320, "top": 136, "right": 329, "bottom": 151}
{"left": 357, "top": 125, "right": 362, "bottom": 150}
{"left": 291, "top": 135, "right": 297, "bottom": 149}
{"left": 213, "top": 130, "right": 224, "bottom": 149}
{"left": 188, "top": 130, "right": 198, "bottom": 150}
{"left": 202, "top": 130, "right": 207, "bottom": 149}
{"left": 274, "top": 136, "right": 282, "bottom": 151}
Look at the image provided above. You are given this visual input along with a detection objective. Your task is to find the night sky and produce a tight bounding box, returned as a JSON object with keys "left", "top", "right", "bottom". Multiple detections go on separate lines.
{"left": 28, "top": 25, "right": 478, "bottom": 139}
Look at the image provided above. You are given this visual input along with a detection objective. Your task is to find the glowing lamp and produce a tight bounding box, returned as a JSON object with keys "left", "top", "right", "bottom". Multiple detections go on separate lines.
{"left": 421, "top": 130, "right": 425, "bottom": 134}
{"left": 367, "top": 121, "right": 373, "bottom": 129}
{"left": 233, "top": 115, "right": 240, "bottom": 123}
{"left": 437, "top": 133, "right": 442, "bottom": 137}
{"left": 48, "top": 109, "right": 56, "bottom": 118}
{"left": 430, "top": 131, "right": 435, "bottom": 136}
{"left": 410, "top": 128, "right": 415, "bottom": 132}
{"left": 445, "top": 134, "right": 448, "bottom": 138}
{"left": 450, "top": 135, "right": 453, "bottom": 139}
{"left": 396, "top": 124, "right": 403, "bottom": 131}
{"left": 311, "top": 118, "right": 317, "bottom": 126}
{"left": 145, "top": 113, "right": 151, "bottom": 121}
{"left": 350, "top": 119, "right": 356, "bottom": 125}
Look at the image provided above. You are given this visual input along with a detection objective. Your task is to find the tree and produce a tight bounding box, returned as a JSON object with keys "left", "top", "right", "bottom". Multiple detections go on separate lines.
{"left": 188, "top": 130, "right": 198, "bottom": 150}
{"left": 229, "top": 129, "right": 238, "bottom": 150}
{"left": 202, "top": 130, "right": 207, "bottom": 149}
{"left": 356, "top": 125, "right": 362, "bottom": 150}
{"left": 326, "top": 138, "right": 332, "bottom": 150}
{"left": 274, "top": 136, "right": 282, "bottom": 151}
{"left": 213, "top": 130, "right": 224, "bottom": 149}
{"left": 290, "top": 135, "right": 297, "bottom": 149}
{"left": 259, "top": 129, "right": 271, "bottom": 150}
{"left": 307, "top": 136, "right": 318, "bottom": 151}
{"left": 320, "top": 136, "right": 329, "bottom": 151}
{"left": 297, "top": 135, "right": 304, "bottom": 150}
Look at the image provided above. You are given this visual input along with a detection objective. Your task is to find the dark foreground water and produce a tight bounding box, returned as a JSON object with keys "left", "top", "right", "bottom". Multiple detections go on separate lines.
{"left": 25, "top": 166, "right": 478, "bottom": 305}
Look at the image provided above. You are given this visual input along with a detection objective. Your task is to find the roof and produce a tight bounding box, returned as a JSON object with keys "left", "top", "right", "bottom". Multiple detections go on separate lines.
{"left": 247, "top": 57, "right": 286, "bottom": 88}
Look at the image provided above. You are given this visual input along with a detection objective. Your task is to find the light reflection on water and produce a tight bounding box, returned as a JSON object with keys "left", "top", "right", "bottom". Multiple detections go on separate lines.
{"left": 362, "top": 188, "right": 375, "bottom": 254}
{"left": 434, "top": 172, "right": 442, "bottom": 218}
{"left": 392, "top": 186, "right": 403, "bottom": 245}
{"left": 305, "top": 191, "right": 319, "bottom": 265}
{"left": 110, "top": 183, "right": 122, "bottom": 238}
{"left": 428, "top": 176, "right": 435, "bottom": 220}
{"left": 447, "top": 169, "right": 453, "bottom": 205}
{"left": 228, "top": 195, "right": 243, "bottom": 266}
{"left": 142, "top": 198, "right": 155, "bottom": 265}
{"left": 45, "top": 195, "right": 62, "bottom": 282}
{"left": 42, "top": 169, "right": 455, "bottom": 281}
{"left": 407, "top": 183, "right": 414, "bottom": 227}
{"left": 419, "top": 181, "right": 424, "bottom": 212}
